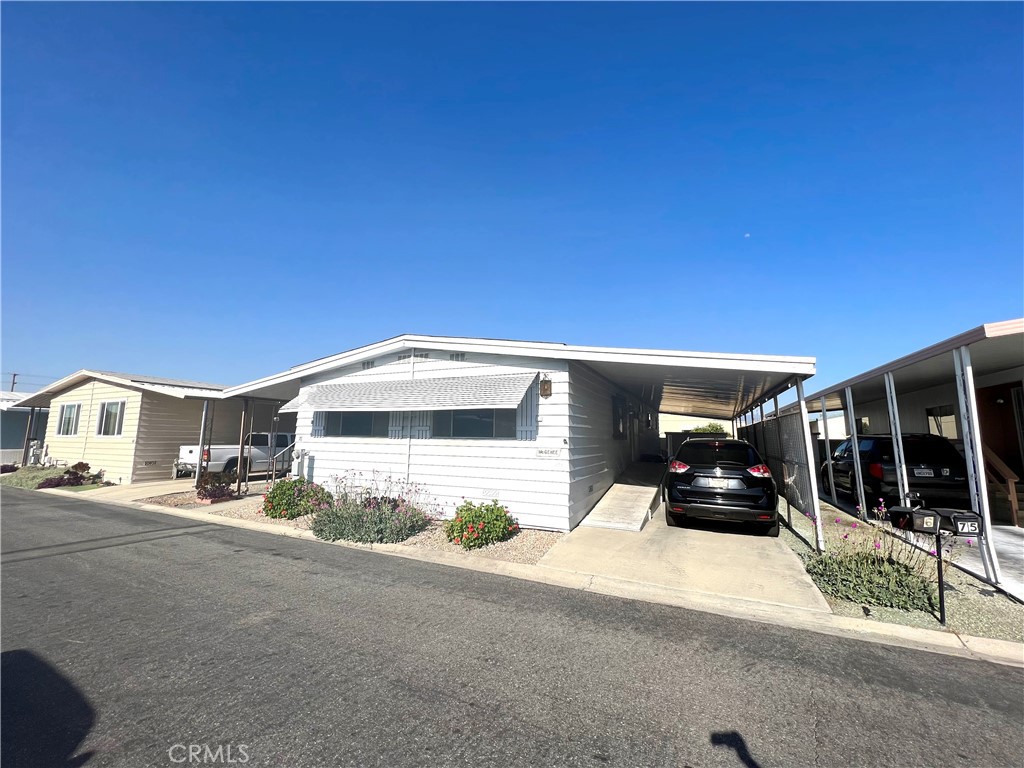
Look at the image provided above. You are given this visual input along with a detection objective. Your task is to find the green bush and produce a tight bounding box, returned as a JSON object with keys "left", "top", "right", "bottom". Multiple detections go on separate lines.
{"left": 262, "top": 478, "right": 333, "bottom": 519}
{"left": 443, "top": 500, "right": 519, "bottom": 550}
{"left": 312, "top": 494, "right": 431, "bottom": 543}
{"left": 806, "top": 551, "right": 937, "bottom": 612}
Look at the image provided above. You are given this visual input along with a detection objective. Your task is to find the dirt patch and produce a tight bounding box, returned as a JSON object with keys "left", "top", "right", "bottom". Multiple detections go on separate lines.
{"left": 401, "top": 522, "right": 563, "bottom": 565}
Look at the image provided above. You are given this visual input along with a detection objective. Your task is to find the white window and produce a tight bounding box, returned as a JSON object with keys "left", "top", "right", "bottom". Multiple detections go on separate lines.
{"left": 361, "top": 361, "right": 375, "bottom": 370}
{"left": 449, "top": 353, "right": 466, "bottom": 362}
{"left": 57, "top": 403, "right": 81, "bottom": 436}
{"left": 398, "top": 352, "right": 429, "bottom": 361}
{"left": 926, "top": 405, "right": 958, "bottom": 439}
{"left": 97, "top": 401, "right": 126, "bottom": 436}
{"left": 432, "top": 409, "right": 516, "bottom": 439}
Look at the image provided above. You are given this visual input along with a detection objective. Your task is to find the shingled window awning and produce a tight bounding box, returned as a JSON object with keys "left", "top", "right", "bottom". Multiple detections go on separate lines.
{"left": 278, "top": 372, "right": 538, "bottom": 413}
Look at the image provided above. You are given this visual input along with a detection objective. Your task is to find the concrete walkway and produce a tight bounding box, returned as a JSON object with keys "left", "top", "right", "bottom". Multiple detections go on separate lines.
{"left": 540, "top": 515, "right": 831, "bottom": 613}
{"left": 577, "top": 462, "right": 664, "bottom": 532}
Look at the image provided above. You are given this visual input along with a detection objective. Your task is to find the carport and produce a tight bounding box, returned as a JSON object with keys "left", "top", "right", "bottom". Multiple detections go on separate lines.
{"left": 778, "top": 319, "right": 1024, "bottom": 590}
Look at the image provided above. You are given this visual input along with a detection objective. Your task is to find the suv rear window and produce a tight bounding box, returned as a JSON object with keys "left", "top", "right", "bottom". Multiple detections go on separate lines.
{"left": 677, "top": 442, "right": 761, "bottom": 467}
{"left": 903, "top": 436, "right": 964, "bottom": 466}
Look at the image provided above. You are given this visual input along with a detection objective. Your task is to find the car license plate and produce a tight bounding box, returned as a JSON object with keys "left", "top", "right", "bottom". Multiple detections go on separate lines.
{"left": 913, "top": 468, "right": 934, "bottom": 477}
{"left": 708, "top": 478, "right": 728, "bottom": 489}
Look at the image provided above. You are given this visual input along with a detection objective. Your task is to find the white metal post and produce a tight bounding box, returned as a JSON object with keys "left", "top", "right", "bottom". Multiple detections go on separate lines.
{"left": 798, "top": 380, "right": 825, "bottom": 553}
{"left": 954, "top": 346, "right": 1001, "bottom": 584}
{"left": 194, "top": 399, "right": 209, "bottom": 490}
{"left": 845, "top": 387, "right": 867, "bottom": 519}
{"left": 820, "top": 397, "right": 838, "bottom": 506}
{"left": 884, "top": 372, "right": 910, "bottom": 508}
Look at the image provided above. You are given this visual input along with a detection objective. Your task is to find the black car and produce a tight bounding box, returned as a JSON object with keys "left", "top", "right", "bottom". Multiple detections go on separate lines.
{"left": 662, "top": 438, "right": 779, "bottom": 536}
{"left": 820, "top": 433, "right": 970, "bottom": 511}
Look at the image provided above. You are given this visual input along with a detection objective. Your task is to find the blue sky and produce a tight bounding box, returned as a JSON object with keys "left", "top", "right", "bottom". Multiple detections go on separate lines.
{"left": 2, "top": 2, "right": 1021, "bottom": 397}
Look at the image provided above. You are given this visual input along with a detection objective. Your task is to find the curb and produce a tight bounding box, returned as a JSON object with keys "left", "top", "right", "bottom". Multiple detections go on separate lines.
{"left": 41, "top": 491, "right": 1024, "bottom": 669}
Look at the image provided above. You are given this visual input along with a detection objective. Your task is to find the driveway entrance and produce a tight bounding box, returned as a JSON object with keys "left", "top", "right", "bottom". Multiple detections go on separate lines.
{"left": 538, "top": 515, "right": 830, "bottom": 612}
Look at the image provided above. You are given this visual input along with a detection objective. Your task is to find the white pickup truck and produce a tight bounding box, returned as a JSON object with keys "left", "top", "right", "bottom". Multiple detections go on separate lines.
{"left": 173, "top": 433, "right": 295, "bottom": 478}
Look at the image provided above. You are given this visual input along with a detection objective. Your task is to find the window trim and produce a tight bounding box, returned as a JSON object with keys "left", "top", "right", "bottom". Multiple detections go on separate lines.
{"left": 56, "top": 403, "right": 82, "bottom": 436}
{"left": 96, "top": 400, "right": 127, "bottom": 437}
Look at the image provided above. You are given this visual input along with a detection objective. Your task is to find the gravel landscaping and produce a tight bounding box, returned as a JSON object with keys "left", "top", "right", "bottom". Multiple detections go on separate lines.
{"left": 780, "top": 505, "right": 1024, "bottom": 643}
{"left": 139, "top": 490, "right": 562, "bottom": 562}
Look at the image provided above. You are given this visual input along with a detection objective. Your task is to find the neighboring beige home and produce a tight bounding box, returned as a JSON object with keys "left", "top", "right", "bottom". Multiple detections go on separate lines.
{"left": 13, "top": 371, "right": 238, "bottom": 484}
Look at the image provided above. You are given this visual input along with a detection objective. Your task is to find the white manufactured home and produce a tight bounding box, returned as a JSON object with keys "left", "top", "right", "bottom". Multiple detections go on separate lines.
{"left": 225, "top": 336, "right": 816, "bottom": 531}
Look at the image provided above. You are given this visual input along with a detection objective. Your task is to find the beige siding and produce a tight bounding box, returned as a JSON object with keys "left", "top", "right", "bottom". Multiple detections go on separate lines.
{"left": 45, "top": 381, "right": 142, "bottom": 484}
{"left": 296, "top": 352, "right": 574, "bottom": 530}
{"left": 134, "top": 395, "right": 236, "bottom": 482}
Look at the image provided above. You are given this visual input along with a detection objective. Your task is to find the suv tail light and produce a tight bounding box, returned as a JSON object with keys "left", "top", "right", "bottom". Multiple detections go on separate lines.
{"left": 202, "top": 448, "right": 210, "bottom": 462}
{"left": 868, "top": 462, "right": 883, "bottom": 480}
{"left": 747, "top": 464, "right": 771, "bottom": 478}
{"left": 668, "top": 460, "right": 690, "bottom": 474}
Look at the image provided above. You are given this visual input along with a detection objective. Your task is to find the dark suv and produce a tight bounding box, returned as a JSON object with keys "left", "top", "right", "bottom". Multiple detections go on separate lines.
{"left": 662, "top": 438, "right": 779, "bottom": 536}
{"left": 820, "top": 433, "right": 970, "bottom": 511}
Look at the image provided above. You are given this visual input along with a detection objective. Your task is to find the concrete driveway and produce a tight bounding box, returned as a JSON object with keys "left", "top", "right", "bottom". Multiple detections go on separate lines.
{"left": 538, "top": 513, "right": 831, "bottom": 613}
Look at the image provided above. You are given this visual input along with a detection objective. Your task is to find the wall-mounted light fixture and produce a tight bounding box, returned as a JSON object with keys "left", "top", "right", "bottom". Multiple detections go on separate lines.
{"left": 539, "top": 376, "right": 552, "bottom": 398}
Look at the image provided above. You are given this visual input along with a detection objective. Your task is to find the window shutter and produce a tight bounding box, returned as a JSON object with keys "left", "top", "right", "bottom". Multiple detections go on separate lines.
{"left": 388, "top": 411, "right": 404, "bottom": 439}
{"left": 411, "top": 411, "right": 431, "bottom": 439}
{"left": 311, "top": 411, "right": 325, "bottom": 438}
{"left": 516, "top": 381, "right": 538, "bottom": 440}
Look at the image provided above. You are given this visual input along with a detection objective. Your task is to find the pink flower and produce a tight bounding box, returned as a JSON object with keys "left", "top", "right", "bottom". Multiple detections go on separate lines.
{"left": 966, "top": 538, "right": 975, "bottom": 546}
{"left": 874, "top": 541, "right": 881, "bottom": 550}
{"left": 929, "top": 549, "right": 937, "bottom": 556}
{"left": 851, "top": 522, "right": 858, "bottom": 528}
{"left": 842, "top": 534, "right": 849, "bottom": 540}
{"left": 834, "top": 518, "right": 841, "bottom": 524}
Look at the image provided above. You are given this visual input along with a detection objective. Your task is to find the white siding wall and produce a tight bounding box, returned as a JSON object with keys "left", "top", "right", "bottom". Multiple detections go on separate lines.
{"left": 565, "top": 362, "right": 650, "bottom": 528}
{"left": 295, "top": 351, "right": 574, "bottom": 530}
{"left": 44, "top": 381, "right": 142, "bottom": 484}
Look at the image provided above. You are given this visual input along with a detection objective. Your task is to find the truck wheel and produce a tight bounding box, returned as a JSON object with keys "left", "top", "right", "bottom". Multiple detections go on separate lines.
{"left": 222, "top": 460, "right": 237, "bottom": 477}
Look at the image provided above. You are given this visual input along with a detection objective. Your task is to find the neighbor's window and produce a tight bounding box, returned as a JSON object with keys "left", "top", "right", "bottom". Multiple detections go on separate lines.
{"left": 324, "top": 411, "right": 389, "bottom": 437}
{"left": 361, "top": 360, "right": 375, "bottom": 370}
{"left": 449, "top": 353, "right": 466, "bottom": 362}
{"left": 432, "top": 409, "right": 516, "bottom": 438}
{"left": 57, "top": 403, "right": 81, "bottom": 436}
{"left": 96, "top": 401, "right": 126, "bottom": 436}
{"left": 926, "top": 405, "right": 959, "bottom": 439}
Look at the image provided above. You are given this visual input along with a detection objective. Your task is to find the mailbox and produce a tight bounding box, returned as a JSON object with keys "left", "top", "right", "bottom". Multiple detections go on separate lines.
{"left": 932, "top": 508, "right": 984, "bottom": 537}
{"left": 888, "top": 506, "right": 941, "bottom": 534}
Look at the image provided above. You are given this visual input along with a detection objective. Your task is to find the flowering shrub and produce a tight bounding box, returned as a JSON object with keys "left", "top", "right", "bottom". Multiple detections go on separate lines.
{"left": 444, "top": 500, "right": 519, "bottom": 550}
{"left": 263, "top": 478, "right": 333, "bottom": 519}
{"left": 70, "top": 462, "right": 91, "bottom": 474}
{"left": 197, "top": 472, "right": 235, "bottom": 502}
{"left": 0, "top": 464, "right": 17, "bottom": 474}
{"left": 312, "top": 472, "right": 433, "bottom": 543}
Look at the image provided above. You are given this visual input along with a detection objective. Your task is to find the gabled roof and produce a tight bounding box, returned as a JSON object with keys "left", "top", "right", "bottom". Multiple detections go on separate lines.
{"left": 10, "top": 370, "right": 227, "bottom": 409}
{"left": 224, "top": 334, "right": 816, "bottom": 419}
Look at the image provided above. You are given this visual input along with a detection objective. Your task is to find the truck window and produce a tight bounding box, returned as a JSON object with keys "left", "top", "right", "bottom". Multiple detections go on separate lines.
{"left": 276, "top": 434, "right": 292, "bottom": 448}
{"left": 248, "top": 434, "right": 269, "bottom": 447}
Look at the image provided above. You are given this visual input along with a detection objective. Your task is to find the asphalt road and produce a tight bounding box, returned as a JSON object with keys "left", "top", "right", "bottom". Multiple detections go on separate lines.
{"left": 2, "top": 488, "right": 1022, "bottom": 768}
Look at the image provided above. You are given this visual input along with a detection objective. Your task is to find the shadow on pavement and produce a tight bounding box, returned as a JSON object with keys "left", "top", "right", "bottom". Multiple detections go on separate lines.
{"left": 1, "top": 649, "right": 95, "bottom": 767}
{"left": 710, "top": 730, "right": 763, "bottom": 768}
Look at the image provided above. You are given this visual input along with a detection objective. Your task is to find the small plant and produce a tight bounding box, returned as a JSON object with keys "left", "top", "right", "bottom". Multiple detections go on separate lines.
{"left": 70, "top": 462, "right": 91, "bottom": 474}
{"left": 263, "top": 478, "right": 333, "bottom": 519}
{"left": 0, "top": 464, "right": 17, "bottom": 474}
{"left": 312, "top": 495, "right": 431, "bottom": 543}
{"left": 444, "top": 500, "right": 519, "bottom": 550}
{"left": 806, "top": 551, "right": 937, "bottom": 612}
{"left": 690, "top": 423, "right": 729, "bottom": 435}
{"left": 197, "top": 472, "right": 235, "bottom": 502}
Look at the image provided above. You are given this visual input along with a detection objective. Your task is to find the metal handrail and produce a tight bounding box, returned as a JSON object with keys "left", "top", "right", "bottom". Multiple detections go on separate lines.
{"left": 268, "top": 442, "right": 296, "bottom": 485}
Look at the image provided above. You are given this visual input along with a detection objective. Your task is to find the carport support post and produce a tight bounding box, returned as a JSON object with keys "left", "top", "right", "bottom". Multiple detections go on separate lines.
{"left": 797, "top": 379, "right": 825, "bottom": 553}
{"left": 884, "top": 372, "right": 910, "bottom": 507}
{"left": 953, "top": 346, "right": 1001, "bottom": 584}
{"left": 845, "top": 387, "right": 868, "bottom": 520}
{"left": 20, "top": 407, "right": 37, "bottom": 466}
{"left": 820, "top": 397, "right": 838, "bottom": 506}
{"left": 194, "top": 399, "right": 210, "bottom": 490}
{"left": 235, "top": 398, "right": 249, "bottom": 496}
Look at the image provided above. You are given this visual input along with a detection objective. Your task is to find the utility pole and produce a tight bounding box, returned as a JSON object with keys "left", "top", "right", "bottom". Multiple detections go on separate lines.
{"left": 9, "top": 373, "right": 17, "bottom": 392}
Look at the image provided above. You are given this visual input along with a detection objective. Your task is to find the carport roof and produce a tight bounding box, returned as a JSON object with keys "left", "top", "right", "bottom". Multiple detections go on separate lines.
{"left": 223, "top": 335, "right": 816, "bottom": 420}
{"left": 782, "top": 318, "right": 1024, "bottom": 415}
{"left": 11, "top": 370, "right": 228, "bottom": 409}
